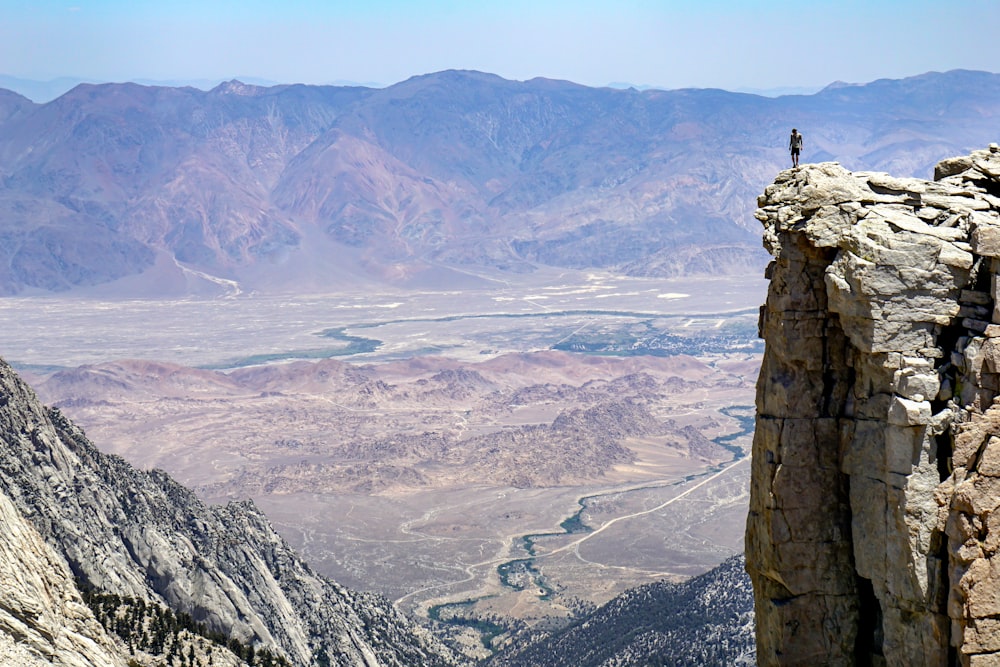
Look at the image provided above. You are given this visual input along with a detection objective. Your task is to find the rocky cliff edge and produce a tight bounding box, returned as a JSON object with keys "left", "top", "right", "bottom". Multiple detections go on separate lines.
{"left": 747, "top": 144, "right": 1000, "bottom": 666}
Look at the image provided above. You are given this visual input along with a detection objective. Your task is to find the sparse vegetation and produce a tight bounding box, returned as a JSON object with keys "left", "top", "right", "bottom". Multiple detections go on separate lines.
{"left": 553, "top": 316, "right": 763, "bottom": 357}
{"left": 428, "top": 599, "right": 512, "bottom": 651}
{"left": 79, "top": 583, "right": 291, "bottom": 666}
{"left": 484, "top": 555, "right": 755, "bottom": 667}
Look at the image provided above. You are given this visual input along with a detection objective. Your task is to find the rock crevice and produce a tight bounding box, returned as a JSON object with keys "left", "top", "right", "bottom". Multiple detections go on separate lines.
{"left": 747, "top": 145, "right": 1000, "bottom": 666}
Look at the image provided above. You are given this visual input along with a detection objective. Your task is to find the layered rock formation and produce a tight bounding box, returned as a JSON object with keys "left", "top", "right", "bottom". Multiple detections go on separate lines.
{"left": 747, "top": 144, "right": 1000, "bottom": 665}
{"left": 0, "top": 357, "right": 457, "bottom": 666}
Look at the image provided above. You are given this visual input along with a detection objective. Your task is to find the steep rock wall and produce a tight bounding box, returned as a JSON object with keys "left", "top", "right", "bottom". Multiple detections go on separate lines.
{"left": 0, "top": 487, "right": 127, "bottom": 667}
{"left": 747, "top": 145, "right": 1000, "bottom": 666}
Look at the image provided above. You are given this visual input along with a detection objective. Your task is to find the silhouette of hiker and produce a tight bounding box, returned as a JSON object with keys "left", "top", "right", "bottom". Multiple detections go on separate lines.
{"left": 789, "top": 128, "right": 803, "bottom": 167}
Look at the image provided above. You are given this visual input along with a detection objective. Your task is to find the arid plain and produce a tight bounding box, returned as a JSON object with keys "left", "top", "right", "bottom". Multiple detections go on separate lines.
{"left": 5, "top": 269, "right": 764, "bottom": 646}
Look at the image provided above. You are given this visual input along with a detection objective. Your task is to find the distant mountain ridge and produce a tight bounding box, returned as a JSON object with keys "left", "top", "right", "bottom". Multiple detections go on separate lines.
{"left": 0, "top": 75, "right": 385, "bottom": 103}
{"left": 0, "top": 69, "right": 998, "bottom": 296}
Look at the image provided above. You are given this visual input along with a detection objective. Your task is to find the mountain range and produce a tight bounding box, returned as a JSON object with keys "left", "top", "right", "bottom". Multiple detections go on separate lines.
{"left": 1, "top": 69, "right": 998, "bottom": 296}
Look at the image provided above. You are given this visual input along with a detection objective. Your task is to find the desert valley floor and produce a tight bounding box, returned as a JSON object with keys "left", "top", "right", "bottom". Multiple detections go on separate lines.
{"left": 2, "top": 269, "right": 766, "bottom": 645}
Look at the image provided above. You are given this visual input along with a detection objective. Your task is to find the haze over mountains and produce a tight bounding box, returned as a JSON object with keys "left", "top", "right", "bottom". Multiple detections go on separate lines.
{"left": 2, "top": 67, "right": 998, "bottom": 664}
{"left": 0, "top": 69, "right": 997, "bottom": 296}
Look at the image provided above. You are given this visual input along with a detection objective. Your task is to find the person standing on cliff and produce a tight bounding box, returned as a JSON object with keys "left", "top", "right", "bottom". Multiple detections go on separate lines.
{"left": 789, "top": 128, "right": 803, "bottom": 167}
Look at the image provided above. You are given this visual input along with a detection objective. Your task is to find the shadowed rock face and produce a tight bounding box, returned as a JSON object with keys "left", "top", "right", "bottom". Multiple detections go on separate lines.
{"left": 747, "top": 145, "right": 1000, "bottom": 665}
{"left": 0, "top": 357, "right": 458, "bottom": 666}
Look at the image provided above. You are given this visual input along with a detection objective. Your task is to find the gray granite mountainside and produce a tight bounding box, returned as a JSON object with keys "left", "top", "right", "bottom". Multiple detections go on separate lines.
{"left": 0, "top": 357, "right": 458, "bottom": 666}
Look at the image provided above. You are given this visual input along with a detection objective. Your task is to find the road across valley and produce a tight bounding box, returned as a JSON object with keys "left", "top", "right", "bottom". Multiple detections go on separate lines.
{"left": 393, "top": 410, "right": 754, "bottom": 620}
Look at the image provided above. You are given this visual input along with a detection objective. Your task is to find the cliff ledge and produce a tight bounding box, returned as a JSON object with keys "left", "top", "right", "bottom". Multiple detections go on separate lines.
{"left": 747, "top": 144, "right": 1000, "bottom": 666}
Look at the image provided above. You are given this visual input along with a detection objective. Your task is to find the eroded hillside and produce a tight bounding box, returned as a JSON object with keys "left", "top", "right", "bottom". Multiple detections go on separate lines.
{"left": 0, "top": 357, "right": 458, "bottom": 666}
{"left": 35, "top": 348, "right": 757, "bottom": 633}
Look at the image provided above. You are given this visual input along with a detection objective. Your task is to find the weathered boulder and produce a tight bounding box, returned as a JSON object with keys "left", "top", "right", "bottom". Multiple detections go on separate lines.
{"left": 748, "top": 147, "right": 1000, "bottom": 666}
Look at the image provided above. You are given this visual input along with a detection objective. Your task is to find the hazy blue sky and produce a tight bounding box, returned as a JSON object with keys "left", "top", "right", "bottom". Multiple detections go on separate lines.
{"left": 2, "top": 0, "right": 998, "bottom": 91}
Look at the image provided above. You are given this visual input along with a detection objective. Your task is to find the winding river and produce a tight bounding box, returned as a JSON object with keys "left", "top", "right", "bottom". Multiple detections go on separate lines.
{"left": 428, "top": 405, "right": 756, "bottom": 642}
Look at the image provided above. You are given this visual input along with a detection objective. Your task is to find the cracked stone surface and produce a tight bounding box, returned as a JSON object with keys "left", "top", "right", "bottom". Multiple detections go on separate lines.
{"left": 747, "top": 144, "right": 1000, "bottom": 666}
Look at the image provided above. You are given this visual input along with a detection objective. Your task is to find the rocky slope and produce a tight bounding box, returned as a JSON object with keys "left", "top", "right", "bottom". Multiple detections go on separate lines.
{"left": 0, "top": 356, "right": 457, "bottom": 666}
{"left": 485, "top": 554, "right": 755, "bottom": 667}
{"left": 747, "top": 144, "right": 1000, "bottom": 665}
{"left": 0, "top": 486, "right": 127, "bottom": 667}
{"left": 1, "top": 70, "right": 999, "bottom": 295}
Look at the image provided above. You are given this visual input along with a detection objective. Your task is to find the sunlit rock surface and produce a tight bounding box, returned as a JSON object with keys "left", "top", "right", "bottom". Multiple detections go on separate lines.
{"left": 747, "top": 144, "right": 1000, "bottom": 665}
{"left": 0, "top": 358, "right": 458, "bottom": 666}
{"left": 0, "top": 488, "right": 127, "bottom": 667}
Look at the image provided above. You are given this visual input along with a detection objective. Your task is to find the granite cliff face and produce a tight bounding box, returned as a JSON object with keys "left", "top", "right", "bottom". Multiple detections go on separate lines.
{"left": 0, "top": 357, "right": 456, "bottom": 666}
{"left": 747, "top": 144, "right": 1000, "bottom": 665}
{"left": 0, "top": 487, "right": 128, "bottom": 667}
